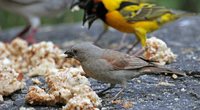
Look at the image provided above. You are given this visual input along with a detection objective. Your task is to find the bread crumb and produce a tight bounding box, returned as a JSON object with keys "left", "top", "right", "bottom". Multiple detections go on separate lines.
{"left": 0, "top": 38, "right": 80, "bottom": 74}
{"left": 157, "top": 82, "right": 175, "bottom": 86}
{"left": 0, "top": 95, "right": 3, "bottom": 102}
{"left": 0, "top": 38, "right": 100, "bottom": 108}
{"left": 112, "top": 100, "right": 123, "bottom": 104}
{"left": 0, "top": 65, "right": 25, "bottom": 101}
{"left": 32, "top": 78, "right": 42, "bottom": 85}
{"left": 123, "top": 101, "right": 134, "bottom": 109}
{"left": 26, "top": 67, "right": 101, "bottom": 108}
{"left": 19, "top": 107, "right": 35, "bottom": 110}
{"left": 144, "top": 37, "right": 177, "bottom": 65}
{"left": 172, "top": 74, "right": 178, "bottom": 79}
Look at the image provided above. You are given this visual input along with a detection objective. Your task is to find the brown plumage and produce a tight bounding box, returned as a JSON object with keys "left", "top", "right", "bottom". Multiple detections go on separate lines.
{"left": 65, "top": 42, "right": 186, "bottom": 100}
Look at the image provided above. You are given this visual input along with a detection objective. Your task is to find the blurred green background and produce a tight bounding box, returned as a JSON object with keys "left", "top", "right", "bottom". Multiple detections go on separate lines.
{"left": 0, "top": 0, "right": 199, "bottom": 30}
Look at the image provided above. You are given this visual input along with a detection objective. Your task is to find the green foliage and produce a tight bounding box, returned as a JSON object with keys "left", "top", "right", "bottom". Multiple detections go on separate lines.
{"left": 149, "top": 0, "right": 200, "bottom": 12}
{"left": 0, "top": 10, "right": 83, "bottom": 29}
{"left": 0, "top": 0, "right": 199, "bottom": 29}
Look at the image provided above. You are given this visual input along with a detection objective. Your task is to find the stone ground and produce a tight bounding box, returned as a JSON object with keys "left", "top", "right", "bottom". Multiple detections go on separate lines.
{"left": 0, "top": 16, "right": 200, "bottom": 110}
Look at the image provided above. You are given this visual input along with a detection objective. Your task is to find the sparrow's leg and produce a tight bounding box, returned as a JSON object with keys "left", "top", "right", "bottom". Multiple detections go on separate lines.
{"left": 112, "top": 88, "right": 125, "bottom": 101}
{"left": 97, "top": 84, "right": 115, "bottom": 97}
{"left": 94, "top": 23, "right": 108, "bottom": 45}
{"left": 111, "top": 82, "right": 127, "bottom": 101}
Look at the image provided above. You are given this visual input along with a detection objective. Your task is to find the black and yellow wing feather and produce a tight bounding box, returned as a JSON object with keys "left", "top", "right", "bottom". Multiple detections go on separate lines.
{"left": 119, "top": 3, "right": 173, "bottom": 22}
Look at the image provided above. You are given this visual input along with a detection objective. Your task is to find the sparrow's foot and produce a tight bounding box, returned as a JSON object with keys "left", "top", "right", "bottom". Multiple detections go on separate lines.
{"left": 110, "top": 87, "right": 125, "bottom": 102}
{"left": 97, "top": 84, "right": 115, "bottom": 97}
{"left": 97, "top": 92, "right": 106, "bottom": 97}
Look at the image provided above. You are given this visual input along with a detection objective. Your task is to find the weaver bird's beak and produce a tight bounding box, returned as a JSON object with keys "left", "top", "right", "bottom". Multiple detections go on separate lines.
{"left": 88, "top": 16, "right": 98, "bottom": 29}
{"left": 70, "top": 1, "right": 80, "bottom": 10}
{"left": 64, "top": 50, "right": 75, "bottom": 58}
{"left": 83, "top": 12, "right": 97, "bottom": 29}
{"left": 70, "top": 0, "right": 90, "bottom": 9}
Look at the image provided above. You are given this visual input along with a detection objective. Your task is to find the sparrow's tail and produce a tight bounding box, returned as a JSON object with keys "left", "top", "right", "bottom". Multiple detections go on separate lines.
{"left": 141, "top": 66, "right": 187, "bottom": 77}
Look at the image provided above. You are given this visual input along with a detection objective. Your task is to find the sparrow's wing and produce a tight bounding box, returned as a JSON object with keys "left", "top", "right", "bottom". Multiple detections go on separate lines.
{"left": 101, "top": 50, "right": 186, "bottom": 76}
{"left": 7, "top": 0, "right": 42, "bottom": 5}
{"left": 102, "top": 50, "right": 150, "bottom": 70}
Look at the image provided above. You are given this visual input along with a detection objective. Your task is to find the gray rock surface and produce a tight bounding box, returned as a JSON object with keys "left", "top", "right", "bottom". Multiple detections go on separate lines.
{"left": 0, "top": 16, "right": 200, "bottom": 110}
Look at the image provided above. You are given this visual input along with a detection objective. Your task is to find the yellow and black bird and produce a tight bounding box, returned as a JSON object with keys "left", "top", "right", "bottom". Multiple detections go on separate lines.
{"left": 71, "top": 0, "right": 181, "bottom": 52}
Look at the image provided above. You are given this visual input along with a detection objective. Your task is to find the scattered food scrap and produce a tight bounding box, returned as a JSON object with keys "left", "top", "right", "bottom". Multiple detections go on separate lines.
{"left": 112, "top": 100, "right": 134, "bottom": 109}
{"left": 0, "top": 65, "right": 25, "bottom": 101}
{"left": 32, "top": 78, "right": 42, "bottom": 85}
{"left": 26, "top": 67, "right": 101, "bottom": 109}
{"left": 0, "top": 38, "right": 79, "bottom": 74}
{"left": 19, "top": 107, "right": 35, "bottom": 110}
{"left": 122, "top": 101, "right": 134, "bottom": 109}
{"left": 0, "top": 95, "right": 3, "bottom": 102}
{"left": 172, "top": 74, "right": 178, "bottom": 79}
{"left": 143, "top": 37, "right": 177, "bottom": 65}
{"left": 26, "top": 86, "right": 56, "bottom": 105}
{"left": 157, "top": 81, "right": 175, "bottom": 87}
{"left": 0, "top": 38, "right": 100, "bottom": 109}
{"left": 112, "top": 100, "right": 123, "bottom": 104}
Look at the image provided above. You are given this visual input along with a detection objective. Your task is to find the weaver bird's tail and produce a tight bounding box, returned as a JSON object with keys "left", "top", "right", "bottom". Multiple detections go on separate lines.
{"left": 158, "top": 10, "right": 196, "bottom": 25}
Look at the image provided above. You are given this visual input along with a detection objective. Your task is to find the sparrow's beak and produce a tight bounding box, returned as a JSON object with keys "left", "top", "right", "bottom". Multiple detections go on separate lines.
{"left": 64, "top": 50, "right": 75, "bottom": 58}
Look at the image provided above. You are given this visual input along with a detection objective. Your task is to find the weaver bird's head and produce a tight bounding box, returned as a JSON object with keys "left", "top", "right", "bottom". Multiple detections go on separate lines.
{"left": 71, "top": 0, "right": 101, "bottom": 28}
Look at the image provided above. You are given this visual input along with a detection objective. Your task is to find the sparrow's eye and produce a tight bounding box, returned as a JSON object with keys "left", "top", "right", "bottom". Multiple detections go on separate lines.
{"left": 73, "top": 49, "right": 78, "bottom": 54}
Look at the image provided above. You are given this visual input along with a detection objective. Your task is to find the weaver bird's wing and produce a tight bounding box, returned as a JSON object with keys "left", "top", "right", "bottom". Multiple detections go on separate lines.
{"left": 6, "top": 0, "right": 42, "bottom": 5}
{"left": 120, "top": 3, "right": 172, "bottom": 22}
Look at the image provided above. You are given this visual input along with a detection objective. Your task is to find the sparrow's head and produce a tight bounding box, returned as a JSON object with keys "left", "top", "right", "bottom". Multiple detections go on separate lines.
{"left": 65, "top": 42, "right": 103, "bottom": 62}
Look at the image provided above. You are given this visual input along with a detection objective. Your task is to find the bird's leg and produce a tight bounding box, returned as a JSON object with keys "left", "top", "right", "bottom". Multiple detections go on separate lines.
{"left": 97, "top": 84, "right": 115, "bottom": 97}
{"left": 17, "top": 25, "right": 31, "bottom": 37}
{"left": 133, "top": 47, "right": 145, "bottom": 57}
{"left": 126, "top": 40, "right": 139, "bottom": 54}
{"left": 13, "top": 25, "right": 37, "bottom": 44}
{"left": 25, "top": 28, "right": 37, "bottom": 44}
{"left": 127, "top": 28, "right": 147, "bottom": 54}
{"left": 116, "top": 33, "right": 127, "bottom": 51}
{"left": 94, "top": 23, "right": 108, "bottom": 45}
{"left": 11, "top": 25, "right": 31, "bottom": 42}
{"left": 111, "top": 82, "right": 127, "bottom": 101}
{"left": 24, "top": 17, "right": 40, "bottom": 44}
